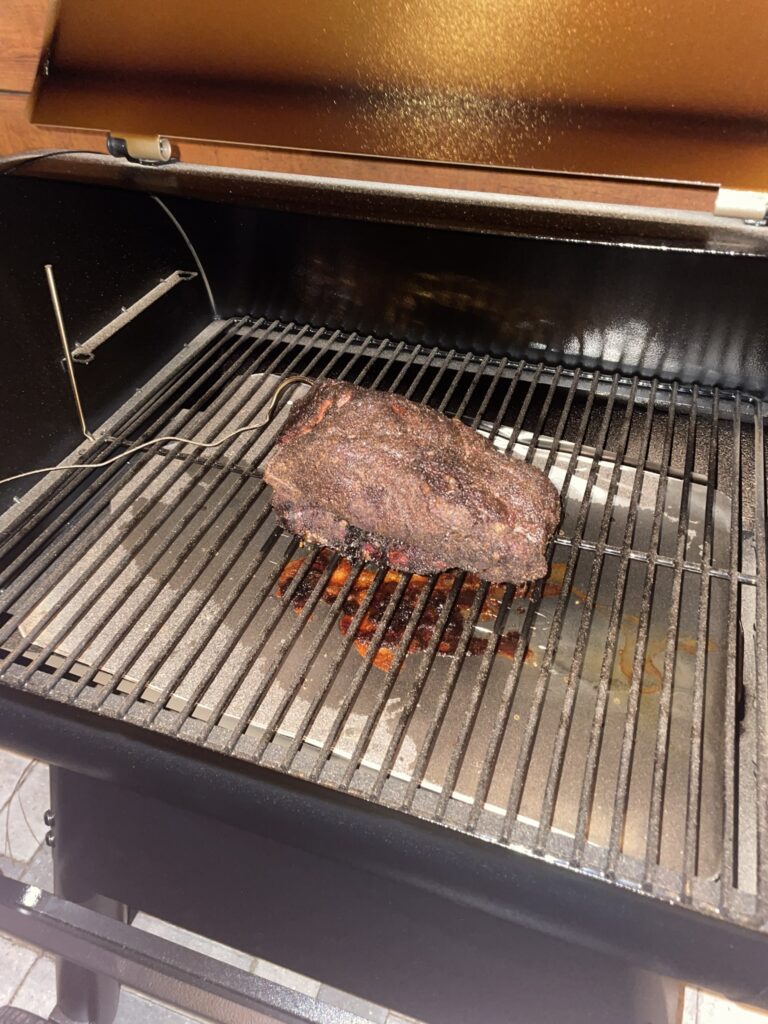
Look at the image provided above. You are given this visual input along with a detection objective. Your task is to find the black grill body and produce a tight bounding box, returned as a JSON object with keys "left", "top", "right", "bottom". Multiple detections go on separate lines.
{"left": 0, "top": 155, "right": 766, "bottom": 1024}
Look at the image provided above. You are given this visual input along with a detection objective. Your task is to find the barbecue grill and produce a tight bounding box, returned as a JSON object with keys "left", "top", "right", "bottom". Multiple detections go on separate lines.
{"left": 1, "top": 3, "right": 768, "bottom": 1023}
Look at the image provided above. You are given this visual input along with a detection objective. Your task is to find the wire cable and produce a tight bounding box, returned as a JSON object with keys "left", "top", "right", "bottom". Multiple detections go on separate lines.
{"left": 0, "top": 149, "right": 103, "bottom": 177}
{"left": 0, "top": 375, "right": 314, "bottom": 489}
{"left": 151, "top": 195, "right": 218, "bottom": 319}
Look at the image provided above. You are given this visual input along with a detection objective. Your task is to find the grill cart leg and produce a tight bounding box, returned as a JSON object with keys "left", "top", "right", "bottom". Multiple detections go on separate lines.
{"left": 50, "top": 767, "right": 125, "bottom": 1024}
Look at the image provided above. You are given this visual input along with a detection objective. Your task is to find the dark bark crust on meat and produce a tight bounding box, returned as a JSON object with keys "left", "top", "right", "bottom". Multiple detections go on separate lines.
{"left": 264, "top": 380, "right": 561, "bottom": 584}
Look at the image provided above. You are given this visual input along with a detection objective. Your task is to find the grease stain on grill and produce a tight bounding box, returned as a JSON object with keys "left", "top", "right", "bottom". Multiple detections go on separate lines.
{"left": 276, "top": 548, "right": 529, "bottom": 670}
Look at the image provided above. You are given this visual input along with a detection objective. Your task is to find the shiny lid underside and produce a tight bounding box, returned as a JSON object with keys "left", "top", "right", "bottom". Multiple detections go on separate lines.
{"left": 31, "top": 0, "right": 768, "bottom": 189}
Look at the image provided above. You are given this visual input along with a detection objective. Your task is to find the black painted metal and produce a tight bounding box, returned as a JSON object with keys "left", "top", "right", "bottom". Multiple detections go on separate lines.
{"left": 5, "top": 154, "right": 768, "bottom": 254}
{"left": 0, "top": 156, "right": 767, "bottom": 1021}
{"left": 0, "top": 870, "right": 371, "bottom": 1024}
{"left": 51, "top": 766, "right": 127, "bottom": 1024}
{"left": 0, "top": 695, "right": 764, "bottom": 1021}
{"left": 0, "top": 175, "right": 211, "bottom": 503}
{"left": 157, "top": 192, "right": 768, "bottom": 396}
{"left": 4, "top": 162, "right": 768, "bottom": 399}
{"left": 43, "top": 764, "right": 682, "bottom": 1024}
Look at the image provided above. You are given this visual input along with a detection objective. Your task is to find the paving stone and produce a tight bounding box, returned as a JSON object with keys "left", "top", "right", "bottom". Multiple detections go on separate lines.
{"left": 0, "top": 853, "right": 28, "bottom": 881}
{"left": 11, "top": 956, "right": 56, "bottom": 1018}
{"left": 15, "top": 764, "right": 49, "bottom": 848}
{"left": 0, "top": 763, "right": 49, "bottom": 864}
{"left": 0, "top": 932, "right": 37, "bottom": 1005}
{"left": 318, "top": 984, "right": 388, "bottom": 1023}
{"left": 687, "top": 989, "right": 768, "bottom": 1023}
{"left": 114, "top": 990, "right": 198, "bottom": 1024}
{"left": 253, "top": 958, "right": 321, "bottom": 999}
{"left": 0, "top": 751, "right": 32, "bottom": 812}
{"left": 20, "top": 844, "right": 53, "bottom": 891}
{"left": 132, "top": 913, "right": 252, "bottom": 970}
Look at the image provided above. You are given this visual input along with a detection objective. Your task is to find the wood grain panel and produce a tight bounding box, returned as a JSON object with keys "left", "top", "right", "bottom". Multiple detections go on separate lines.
{"left": 0, "top": 92, "right": 97, "bottom": 155}
{"left": 0, "top": 0, "right": 48, "bottom": 93}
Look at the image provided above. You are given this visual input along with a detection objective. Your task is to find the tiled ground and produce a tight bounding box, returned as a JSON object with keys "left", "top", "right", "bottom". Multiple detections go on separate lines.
{"left": 0, "top": 749, "right": 766, "bottom": 1024}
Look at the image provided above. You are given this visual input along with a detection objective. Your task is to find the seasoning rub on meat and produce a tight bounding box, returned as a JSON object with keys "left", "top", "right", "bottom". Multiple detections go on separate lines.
{"left": 263, "top": 380, "right": 560, "bottom": 584}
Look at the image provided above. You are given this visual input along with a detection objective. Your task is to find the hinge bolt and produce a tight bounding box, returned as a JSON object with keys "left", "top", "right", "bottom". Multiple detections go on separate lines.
{"left": 43, "top": 809, "right": 55, "bottom": 827}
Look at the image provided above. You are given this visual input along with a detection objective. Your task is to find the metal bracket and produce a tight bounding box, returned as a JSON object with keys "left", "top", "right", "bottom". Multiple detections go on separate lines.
{"left": 714, "top": 188, "right": 768, "bottom": 223}
{"left": 107, "top": 133, "right": 175, "bottom": 165}
{"left": 71, "top": 270, "right": 198, "bottom": 363}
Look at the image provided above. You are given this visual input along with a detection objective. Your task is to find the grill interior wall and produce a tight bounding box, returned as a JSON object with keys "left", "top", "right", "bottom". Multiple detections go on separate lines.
{"left": 0, "top": 317, "right": 765, "bottom": 931}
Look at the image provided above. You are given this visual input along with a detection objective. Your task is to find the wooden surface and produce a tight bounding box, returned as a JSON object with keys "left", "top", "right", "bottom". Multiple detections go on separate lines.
{"left": 1, "top": 0, "right": 46, "bottom": 92}
{"left": 0, "top": 0, "right": 715, "bottom": 212}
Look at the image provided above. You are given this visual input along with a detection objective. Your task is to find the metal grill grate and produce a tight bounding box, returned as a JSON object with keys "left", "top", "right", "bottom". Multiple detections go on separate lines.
{"left": 1, "top": 317, "right": 766, "bottom": 931}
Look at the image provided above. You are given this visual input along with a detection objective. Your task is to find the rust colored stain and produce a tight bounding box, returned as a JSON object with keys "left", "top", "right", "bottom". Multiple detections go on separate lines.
{"left": 277, "top": 549, "right": 530, "bottom": 670}
{"left": 539, "top": 561, "right": 588, "bottom": 602}
{"left": 276, "top": 552, "right": 715, "bottom": 683}
{"left": 536, "top": 564, "right": 716, "bottom": 694}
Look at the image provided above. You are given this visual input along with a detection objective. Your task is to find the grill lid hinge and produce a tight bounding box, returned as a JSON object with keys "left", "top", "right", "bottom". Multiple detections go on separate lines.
{"left": 714, "top": 187, "right": 768, "bottom": 223}
{"left": 106, "top": 133, "right": 176, "bottom": 165}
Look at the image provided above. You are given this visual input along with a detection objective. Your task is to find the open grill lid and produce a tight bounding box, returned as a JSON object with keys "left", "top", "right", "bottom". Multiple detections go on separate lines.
{"left": 30, "top": 0, "right": 768, "bottom": 191}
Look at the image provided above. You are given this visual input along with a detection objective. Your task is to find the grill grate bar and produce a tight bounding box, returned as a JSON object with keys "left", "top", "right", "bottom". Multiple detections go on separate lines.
{"left": 208, "top": 339, "right": 449, "bottom": 754}
{"left": 467, "top": 366, "right": 587, "bottom": 833}
{"left": 166, "top": 533, "right": 319, "bottom": 737}
{"left": 0, "top": 318, "right": 279, "bottom": 656}
{"left": 501, "top": 375, "right": 631, "bottom": 844}
{"left": 191, "top": 336, "right": 402, "bottom": 747}
{"left": 387, "top": 343, "right": 423, "bottom": 392}
{"left": 246, "top": 545, "right": 358, "bottom": 764}
{"left": 434, "top": 367, "right": 566, "bottom": 819}
{"left": 308, "top": 573, "right": 413, "bottom": 783}
{"left": 643, "top": 388, "right": 699, "bottom": 886}
{"left": 270, "top": 562, "right": 390, "bottom": 772}
{"left": 77, "top": 327, "right": 360, "bottom": 718}
{"left": 570, "top": 380, "right": 673, "bottom": 867}
{"left": 368, "top": 339, "right": 406, "bottom": 387}
{"left": 397, "top": 362, "right": 544, "bottom": 812}
{"left": 606, "top": 384, "right": 682, "bottom": 878}
{"left": 0, "top": 318, "right": 251, "bottom": 571}
{"left": 1, "top": 323, "right": 317, "bottom": 692}
{"left": 522, "top": 366, "right": 560, "bottom": 464}
{"left": 754, "top": 402, "right": 768, "bottom": 916}
{"left": 356, "top": 357, "right": 528, "bottom": 808}
{"left": 336, "top": 353, "right": 503, "bottom": 789}
{"left": 551, "top": 536, "right": 757, "bottom": 585}
{"left": 682, "top": 392, "right": 719, "bottom": 898}
{"left": 189, "top": 341, "right": 444, "bottom": 759}
{"left": 401, "top": 582, "right": 490, "bottom": 811}
{"left": 720, "top": 398, "right": 741, "bottom": 913}
{"left": 344, "top": 358, "right": 527, "bottom": 801}
{"left": 108, "top": 330, "right": 371, "bottom": 719}
{"left": 149, "top": 336, "right": 387, "bottom": 735}
{"left": 539, "top": 380, "right": 659, "bottom": 858}
{"left": 454, "top": 355, "right": 491, "bottom": 420}
{"left": 365, "top": 571, "right": 468, "bottom": 802}
{"left": 290, "top": 351, "right": 481, "bottom": 779}
{"left": 354, "top": 358, "right": 514, "bottom": 801}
